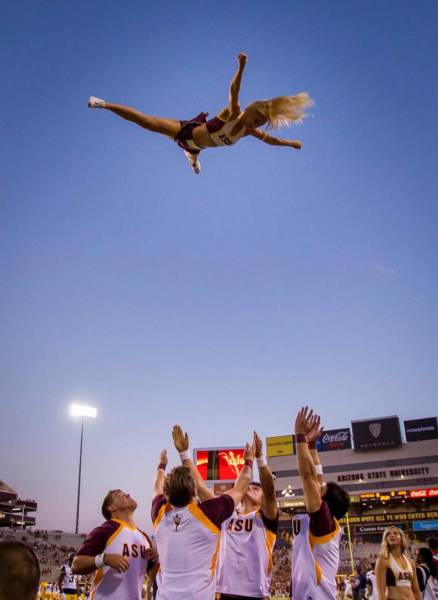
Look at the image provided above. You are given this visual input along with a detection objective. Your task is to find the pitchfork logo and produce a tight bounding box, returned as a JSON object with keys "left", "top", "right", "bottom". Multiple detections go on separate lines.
{"left": 173, "top": 514, "right": 182, "bottom": 532}
{"left": 369, "top": 422, "right": 382, "bottom": 439}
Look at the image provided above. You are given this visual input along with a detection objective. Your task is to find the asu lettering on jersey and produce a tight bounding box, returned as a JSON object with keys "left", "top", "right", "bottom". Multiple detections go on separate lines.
{"left": 152, "top": 493, "right": 234, "bottom": 600}
{"left": 76, "top": 518, "right": 153, "bottom": 600}
{"left": 206, "top": 115, "right": 247, "bottom": 147}
{"left": 216, "top": 509, "right": 278, "bottom": 598}
{"left": 291, "top": 502, "right": 343, "bottom": 600}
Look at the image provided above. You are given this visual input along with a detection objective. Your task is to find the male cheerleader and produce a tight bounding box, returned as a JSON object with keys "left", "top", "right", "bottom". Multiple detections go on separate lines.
{"left": 152, "top": 440, "right": 255, "bottom": 600}
{"left": 291, "top": 407, "right": 350, "bottom": 600}
{"left": 72, "top": 488, "right": 155, "bottom": 600}
{"left": 172, "top": 425, "right": 279, "bottom": 600}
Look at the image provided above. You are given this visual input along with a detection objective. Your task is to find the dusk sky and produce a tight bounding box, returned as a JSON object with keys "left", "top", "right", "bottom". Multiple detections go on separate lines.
{"left": 2, "top": 0, "right": 437, "bottom": 534}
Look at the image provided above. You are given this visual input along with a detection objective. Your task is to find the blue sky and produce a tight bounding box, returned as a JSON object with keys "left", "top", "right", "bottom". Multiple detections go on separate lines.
{"left": 1, "top": 0, "right": 437, "bottom": 533}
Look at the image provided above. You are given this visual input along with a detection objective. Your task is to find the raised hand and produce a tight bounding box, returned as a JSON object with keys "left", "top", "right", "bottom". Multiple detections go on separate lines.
{"left": 238, "top": 52, "right": 248, "bottom": 66}
{"left": 159, "top": 449, "right": 168, "bottom": 467}
{"left": 172, "top": 425, "right": 189, "bottom": 453}
{"left": 244, "top": 441, "right": 255, "bottom": 463}
{"left": 294, "top": 406, "right": 314, "bottom": 435}
{"left": 253, "top": 431, "right": 263, "bottom": 458}
{"left": 306, "top": 413, "right": 324, "bottom": 443}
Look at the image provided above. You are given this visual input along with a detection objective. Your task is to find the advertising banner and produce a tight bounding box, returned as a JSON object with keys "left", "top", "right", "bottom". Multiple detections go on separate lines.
{"left": 409, "top": 488, "right": 438, "bottom": 499}
{"left": 354, "top": 524, "right": 406, "bottom": 534}
{"left": 266, "top": 435, "right": 294, "bottom": 457}
{"left": 339, "top": 510, "right": 438, "bottom": 526}
{"left": 412, "top": 520, "right": 438, "bottom": 532}
{"left": 317, "top": 428, "right": 351, "bottom": 452}
{"left": 404, "top": 417, "right": 438, "bottom": 442}
{"left": 352, "top": 416, "right": 402, "bottom": 451}
{"left": 194, "top": 447, "right": 245, "bottom": 481}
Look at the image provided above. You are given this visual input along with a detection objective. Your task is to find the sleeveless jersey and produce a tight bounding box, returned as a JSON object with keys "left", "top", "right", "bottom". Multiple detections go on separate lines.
{"left": 62, "top": 565, "right": 78, "bottom": 591}
{"left": 152, "top": 494, "right": 234, "bottom": 600}
{"left": 77, "top": 518, "right": 152, "bottom": 600}
{"left": 291, "top": 512, "right": 342, "bottom": 600}
{"left": 207, "top": 115, "right": 247, "bottom": 147}
{"left": 387, "top": 554, "right": 413, "bottom": 587}
{"left": 216, "top": 509, "right": 277, "bottom": 598}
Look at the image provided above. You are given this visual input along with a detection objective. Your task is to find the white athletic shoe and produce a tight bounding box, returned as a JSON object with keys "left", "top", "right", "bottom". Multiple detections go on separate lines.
{"left": 184, "top": 150, "right": 201, "bottom": 174}
{"left": 88, "top": 96, "right": 106, "bottom": 108}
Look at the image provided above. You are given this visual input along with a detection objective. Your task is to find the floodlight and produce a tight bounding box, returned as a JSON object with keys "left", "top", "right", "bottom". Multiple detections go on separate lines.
{"left": 70, "top": 404, "right": 97, "bottom": 418}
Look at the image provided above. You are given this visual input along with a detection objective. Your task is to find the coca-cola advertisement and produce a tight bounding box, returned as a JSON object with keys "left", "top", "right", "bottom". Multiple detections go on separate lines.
{"left": 317, "top": 428, "right": 351, "bottom": 452}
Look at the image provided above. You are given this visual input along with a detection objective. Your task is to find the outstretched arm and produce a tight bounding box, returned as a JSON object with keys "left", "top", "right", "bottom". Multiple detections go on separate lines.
{"left": 249, "top": 128, "right": 302, "bottom": 149}
{"left": 225, "top": 53, "right": 248, "bottom": 118}
{"left": 253, "top": 431, "right": 278, "bottom": 520}
{"left": 153, "top": 449, "right": 168, "bottom": 498}
{"left": 172, "top": 425, "right": 215, "bottom": 501}
{"left": 295, "top": 407, "right": 322, "bottom": 514}
{"left": 306, "top": 414, "right": 324, "bottom": 489}
{"left": 225, "top": 442, "right": 254, "bottom": 507}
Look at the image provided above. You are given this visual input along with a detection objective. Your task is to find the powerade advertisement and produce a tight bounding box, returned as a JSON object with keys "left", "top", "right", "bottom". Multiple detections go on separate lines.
{"left": 404, "top": 417, "right": 438, "bottom": 442}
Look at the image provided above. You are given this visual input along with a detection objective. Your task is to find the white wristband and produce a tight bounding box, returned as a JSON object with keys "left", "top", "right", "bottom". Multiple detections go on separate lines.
{"left": 95, "top": 553, "right": 105, "bottom": 569}
{"left": 314, "top": 464, "right": 323, "bottom": 475}
{"left": 179, "top": 450, "right": 191, "bottom": 462}
{"left": 256, "top": 456, "right": 267, "bottom": 468}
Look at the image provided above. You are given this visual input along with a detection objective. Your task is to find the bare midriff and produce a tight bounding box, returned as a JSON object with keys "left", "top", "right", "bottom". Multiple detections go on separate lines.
{"left": 386, "top": 586, "right": 415, "bottom": 599}
{"left": 192, "top": 124, "right": 218, "bottom": 148}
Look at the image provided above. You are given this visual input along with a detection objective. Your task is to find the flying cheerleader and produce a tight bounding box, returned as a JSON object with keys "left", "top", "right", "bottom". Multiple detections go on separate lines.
{"left": 88, "top": 53, "right": 313, "bottom": 174}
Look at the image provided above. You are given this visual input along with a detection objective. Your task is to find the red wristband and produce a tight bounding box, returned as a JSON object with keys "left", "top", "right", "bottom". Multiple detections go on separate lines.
{"left": 245, "top": 459, "right": 253, "bottom": 468}
{"left": 308, "top": 441, "right": 316, "bottom": 449}
{"left": 158, "top": 463, "right": 167, "bottom": 471}
{"left": 295, "top": 433, "right": 307, "bottom": 443}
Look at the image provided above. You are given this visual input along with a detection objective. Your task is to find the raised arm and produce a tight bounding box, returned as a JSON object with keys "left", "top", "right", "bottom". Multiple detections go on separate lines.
{"left": 172, "top": 425, "right": 215, "bottom": 501}
{"left": 306, "top": 414, "right": 324, "bottom": 490}
{"left": 253, "top": 431, "right": 278, "bottom": 520}
{"left": 249, "top": 128, "right": 302, "bottom": 149}
{"left": 225, "top": 442, "right": 254, "bottom": 507}
{"left": 153, "top": 449, "right": 168, "bottom": 498}
{"left": 219, "top": 53, "right": 247, "bottom": 120}
{"left": 295, "top": 407, "right": 322, "bottom": 514}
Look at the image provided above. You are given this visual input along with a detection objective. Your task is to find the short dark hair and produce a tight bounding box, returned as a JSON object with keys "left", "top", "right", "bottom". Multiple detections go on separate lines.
{"left": 163, "top": 466, "right": 196, "bottom": 507}
{"left": 322, "top": 482, "right": 350, "bottom": 520}
{"left": 102, "top": 490, "right": 116, "bottom": 520}
{"left": 0, "top": 540, "right": 40, "bottom": 600}
{"left": 418, "top": 547, "right": 433, "bottom": 563}
{"left": 429, "top": 537, "right": 438, "bottom": 551}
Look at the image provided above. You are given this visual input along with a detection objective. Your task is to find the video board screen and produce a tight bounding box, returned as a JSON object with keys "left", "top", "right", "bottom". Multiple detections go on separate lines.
{"left": 404, "top": 417, "right": 438, "bottom": 442}
{"left": 194, "top": 447, "right": 245, "bottom": 481}
{"left": 352, "top": 416, "right": 402, "bottom": 451}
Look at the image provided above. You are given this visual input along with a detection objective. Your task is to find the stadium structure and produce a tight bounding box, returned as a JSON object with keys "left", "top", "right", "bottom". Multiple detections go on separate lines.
{"left": 0, "top": 480, "right": 37, "bottom": 528}
{"left": 267, "top": 415, "right": 438, "bottom": 572}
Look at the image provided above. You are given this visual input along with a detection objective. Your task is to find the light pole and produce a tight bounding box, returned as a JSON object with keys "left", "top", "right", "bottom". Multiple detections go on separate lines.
{"left": 70, "top": 403, "right": 97, "bottom": 534}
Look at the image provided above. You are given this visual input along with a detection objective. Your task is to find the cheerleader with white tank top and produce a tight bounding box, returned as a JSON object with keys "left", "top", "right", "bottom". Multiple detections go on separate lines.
{"left": 87, "top": 53, "right": 312, "bottom": 175}
{"left": 375, "top": 526, "right": 422, "bottom": 600}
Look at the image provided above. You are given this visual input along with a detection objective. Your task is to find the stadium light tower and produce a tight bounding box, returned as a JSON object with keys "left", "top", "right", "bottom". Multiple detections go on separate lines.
{"left": 70, "top": 403, "right": 97, "bottom": 534}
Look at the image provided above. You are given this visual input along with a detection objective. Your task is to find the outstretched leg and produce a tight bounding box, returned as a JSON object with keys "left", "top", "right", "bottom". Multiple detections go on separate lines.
{"left": 89, "top": 97, "right": 181, "bottom": 138}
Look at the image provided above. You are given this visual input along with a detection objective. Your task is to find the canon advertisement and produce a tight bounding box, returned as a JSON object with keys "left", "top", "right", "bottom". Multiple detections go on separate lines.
{"left": 404, "top": 417, "right": 438, "bottom": 442}
{"left": 352, "top": 416, "right": 402, "bottom": 451}
{"left": 316, "top": 428, "right": 351, "bottom": 452}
